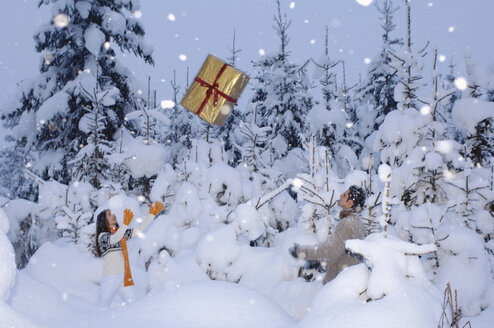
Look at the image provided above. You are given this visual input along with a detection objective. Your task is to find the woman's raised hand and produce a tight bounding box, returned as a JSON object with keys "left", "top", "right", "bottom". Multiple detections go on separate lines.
{"left": 149, "top": 201, "right": 165, "bottom": 216}
{"left": 123, "top": 209, "right": 134, "bottom": 225}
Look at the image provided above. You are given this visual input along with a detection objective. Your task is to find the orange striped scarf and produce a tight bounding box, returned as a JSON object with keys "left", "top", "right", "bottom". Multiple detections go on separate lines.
{"left": 109, "top": 226, "right": 134, "bottom": 287}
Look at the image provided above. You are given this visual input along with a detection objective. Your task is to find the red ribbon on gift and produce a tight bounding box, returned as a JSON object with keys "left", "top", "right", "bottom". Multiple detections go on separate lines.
{"left": 194, "top": 63, "right": 238, "bottom": 115}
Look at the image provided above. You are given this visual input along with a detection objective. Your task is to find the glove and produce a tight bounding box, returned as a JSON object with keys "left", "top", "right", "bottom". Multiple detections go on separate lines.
{"left": 289, "top": 243, "right": 300, "bottom": 258}
{"left": 149, "top": 201, "right": 165, "bottom": 216}
{"left": 123, "top": 209, "right": 133, "bottom": 225}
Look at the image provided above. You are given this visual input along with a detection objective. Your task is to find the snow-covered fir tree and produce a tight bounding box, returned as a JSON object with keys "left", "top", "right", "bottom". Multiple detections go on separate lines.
{"left": 250, "top": 0, "right": 314, "bottom": 161}
{"left": 0, "top": 0, "right": 154, "bottom": 198}
{"left": 163, "top": 69, "right": 201, "bottom": 166}
{"left": 388, "top": 0, "right": 427, "bottom": 111}
{"left": 211, "top": 29, "right": 245, "bottom": 167}
{"left": 356, "top": 0, "right": 402, "bottom": 141}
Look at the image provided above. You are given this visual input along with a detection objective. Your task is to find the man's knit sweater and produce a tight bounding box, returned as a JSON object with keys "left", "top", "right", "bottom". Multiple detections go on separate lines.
{"left": 297, "top": 208, "right": 365, "bottom": 284}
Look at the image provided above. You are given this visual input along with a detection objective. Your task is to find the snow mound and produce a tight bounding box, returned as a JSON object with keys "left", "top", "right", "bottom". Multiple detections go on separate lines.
{"left": 0, "top": 208, "right": 16, "bottom": 302}
{"left": 0, "top": 302, "right": 38, "bottom": 328}
{"left": 22, "top": 241, "right": 102, "bottom": 302}
{"left": 132, "top": 280, "right": 295, "bottom": 328}
{"left": 123, "top": 138, "right": 166, "bottom": 179}
{"left": 434, "top": 224, "right": 492, "bottom": 316}
{"left": 298, "top": 233, "right": 442, "bottom": 328}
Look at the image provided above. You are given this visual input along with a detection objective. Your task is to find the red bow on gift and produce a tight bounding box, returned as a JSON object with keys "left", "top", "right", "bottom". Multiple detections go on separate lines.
{"left": 194, "top": 63, "right": 238, "bottom": 115}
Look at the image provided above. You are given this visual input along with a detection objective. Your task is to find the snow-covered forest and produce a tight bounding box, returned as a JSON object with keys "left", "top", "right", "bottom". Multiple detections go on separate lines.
{"left": 1, "top": 0, "right": 493, "bottom": 327}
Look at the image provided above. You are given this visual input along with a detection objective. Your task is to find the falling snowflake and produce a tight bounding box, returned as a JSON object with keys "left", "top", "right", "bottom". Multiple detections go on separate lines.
{"left": 436, "top": 140, "right": 453, "bottom": 154}
{"left": 310, "top": 39, "right": 316, "bottom": 45}
{"left": 168, "top": 13, "right": 176, "bottom": 21}
{"left": 448, "top": 26, "right": 455, "bottom": 33}
{"left": 133, "top": 10, "right": 142, "bottom": 19}
{"left": 292, "top": 178, "right": 303, "bottom": 188}
{"left": 364, "top": 57, "right": 371, "bottom": 64}
{"left": 137, "top": 195, "right": 146, "bottom": 202}
{"left": 220, "top": 103, "right": 232, "bottom": 115}
{"left": 258, "top": 49, "right": 265, "bottom": 56}
{"left": 356, "top": 0, "right": 373, "bottom": 7}
{"left": 104, "top": 42, "right": 111, "bottom": 50}
{"left": 53, "top": 13, "right": 69, "bottom": 28}
{"left": 439, "top": 55, "right": 446, "bottom": 62}
{"left": 290, "top": 2, "right": 295, "bottom": 9}
{"left": 454, "top": 77, "right": 468, "bottom": 90}
{"left": 179, "top": 54, "right": 187, "bottom": 61}
{"left": 420, "top": 105, "right": 431, "bottom": 115}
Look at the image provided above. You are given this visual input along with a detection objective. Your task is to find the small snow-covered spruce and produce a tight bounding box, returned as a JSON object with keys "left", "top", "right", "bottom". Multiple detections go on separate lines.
{"left": 126, "top": 77, "right": 171, "bottom": 145}
{"left": 464, "top": 53, "right": 484, "bottom": 99}
{"left": 354, "top": 0, "right": 402, "bottom": 141}
{"left": 399, "top": 48, "right": 457, "bottom": 208}
{"left": 250, "top": 0, "right": 314, "bottom": 159}
{"left": 234, "top": 106, "right": 271, "bottom": 172}
{"left": 308, "top": 27, "right": 349, "bottom": 165}
{"left": 163, "top": 69, "right": 200, "bottom": 166}
{"left": 70, "top": 81, "right": 116, "bottom": 188}
{"left": 292, "top": 136, "right": 339, "bottom": 233}
{"left": 213, "top": 29, "right": 245, "bottom": 166}
{"left": 335, "top": 61, "right": 364, "bottom": 159}
{"left": 387, "top": 0, "right": 427, "bottom": 111}
{"left": 311, "top": 26, "right": 339, "bottom": 113}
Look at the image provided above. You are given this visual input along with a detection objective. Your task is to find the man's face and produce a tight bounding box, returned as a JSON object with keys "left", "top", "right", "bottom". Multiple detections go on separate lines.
{"left": 338, "top": 189, "right": 354, "bottom": 210}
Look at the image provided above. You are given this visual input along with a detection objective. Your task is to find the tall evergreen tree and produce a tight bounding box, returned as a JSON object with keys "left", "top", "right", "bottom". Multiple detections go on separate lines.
{"left": 0, "top": 0, "right": 154, "bottom": 197}
{"left": 356, "top": 0, "right": 402, "bottom": 139}
{"left": 211, "top": 29, "right": 245, "bottom": 167}
{"left": 388, "top": 0, "right": 427, "bottom": 111}
{"left": 250, "top": 0, "right": 313, "bottom": 160}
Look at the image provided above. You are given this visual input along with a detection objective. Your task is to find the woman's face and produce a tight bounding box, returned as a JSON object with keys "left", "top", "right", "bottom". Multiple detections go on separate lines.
{"left": 105, "top": 210, "right": 117, "bottom": 227}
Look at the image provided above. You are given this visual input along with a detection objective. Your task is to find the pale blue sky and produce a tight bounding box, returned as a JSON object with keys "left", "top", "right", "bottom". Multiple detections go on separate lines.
{"left": 1, "top": 0, "right": 493, "bottom": 107}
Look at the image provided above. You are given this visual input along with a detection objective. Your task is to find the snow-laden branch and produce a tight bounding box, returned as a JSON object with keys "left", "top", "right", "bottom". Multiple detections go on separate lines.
{"left": 255, "top": 179, "right": 293, "bottom": 210}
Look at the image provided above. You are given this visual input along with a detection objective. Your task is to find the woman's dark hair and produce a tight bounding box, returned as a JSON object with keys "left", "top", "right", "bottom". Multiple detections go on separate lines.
{"left": 95, "top": 210, "right": 118, "bottom": 257}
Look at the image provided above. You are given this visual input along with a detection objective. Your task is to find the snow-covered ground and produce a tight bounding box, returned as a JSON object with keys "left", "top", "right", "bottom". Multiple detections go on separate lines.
{"left": 2, "top": 236, "right": 493, "bottom": 328}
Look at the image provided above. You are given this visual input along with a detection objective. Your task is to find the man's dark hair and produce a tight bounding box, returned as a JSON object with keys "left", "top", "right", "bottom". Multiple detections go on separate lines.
{"left": 348, "top": 185, "right": 366, "bottom": 211}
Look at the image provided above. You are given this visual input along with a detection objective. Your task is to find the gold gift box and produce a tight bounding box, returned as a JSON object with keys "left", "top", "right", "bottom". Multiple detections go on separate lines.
{"left": 180, "top": 54, "right": 250, "bottom": 126}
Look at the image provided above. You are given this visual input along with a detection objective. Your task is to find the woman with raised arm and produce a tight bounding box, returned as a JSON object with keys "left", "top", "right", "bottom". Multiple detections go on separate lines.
{"left": 95, "top": 201, "right": 164, "bottom": 306}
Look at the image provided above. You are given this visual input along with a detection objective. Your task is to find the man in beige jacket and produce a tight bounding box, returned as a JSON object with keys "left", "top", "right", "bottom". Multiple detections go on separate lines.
{"left": 290, "top": 185, "right": 366, "bottom": 284}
